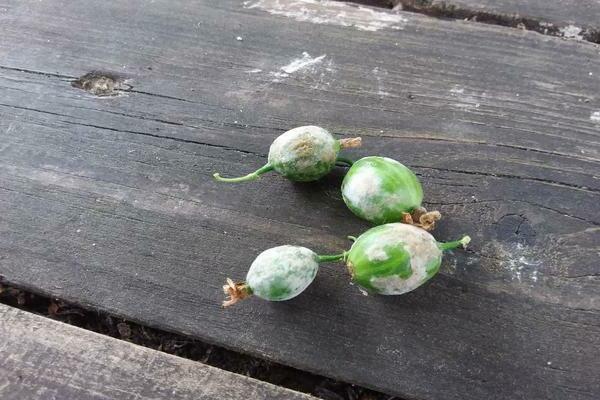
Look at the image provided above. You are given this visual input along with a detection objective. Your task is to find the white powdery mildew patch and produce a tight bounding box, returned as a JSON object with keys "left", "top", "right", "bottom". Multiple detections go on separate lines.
{"left": 244, "top": 0, "right": 408, "bottom": 31}
{"left": 365, "top": 244, "right": 389, "bottom": 262}
{"left": 368, "top": 224, "right": 442, "bottom": 295}
{"left": 342, "top": 166, "right": 383, "bottom": 220}
{"left": 560, "top": 25, "right": 583, "bottom": 40}
{"left": 590, "top": 111, "right": 600, "bottom": 122}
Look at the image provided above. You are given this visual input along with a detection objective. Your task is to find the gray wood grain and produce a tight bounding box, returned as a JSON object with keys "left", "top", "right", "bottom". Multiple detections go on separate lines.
{"left": 395, "top": 0, "right": 600, "bottom": 32}
{"left": 0, "top": 303, "right": 314, "bottom": 400}
{"left": 0, "top": 1, "right": 599, "bottom": 399}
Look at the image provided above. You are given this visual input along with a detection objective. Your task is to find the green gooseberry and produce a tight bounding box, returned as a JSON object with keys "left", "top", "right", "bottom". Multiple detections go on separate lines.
{"left": 341, "top": 156, "right": 440, "bottom": 228}
{"left": 223, "top": 245, "right": 344, "bottom": 306}
{"left": 343, "top": 223, "right": 470, "bottom": 295}
{"left": 213, "top": 125, "right": 361, "bottom": 183}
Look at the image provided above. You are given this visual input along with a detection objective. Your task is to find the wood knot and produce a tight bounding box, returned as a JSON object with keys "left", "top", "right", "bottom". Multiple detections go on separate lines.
{"left": 72, "top": 71, "right": 130, "bottom": 96}
{"left": 493, "top": 213, "right": 536, "bottom": 245}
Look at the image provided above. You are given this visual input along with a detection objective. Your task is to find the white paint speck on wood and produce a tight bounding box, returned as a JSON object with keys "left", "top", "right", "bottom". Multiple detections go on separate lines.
{"left": 559, "top": 25, "right": 583, "bottom": 40}
{"left": 245, "top": 0, "right": 408, "bottom": 31}
{"left": 269, "top": 52, "right": 331, "bottom": 83}
{"left": 281, "top": 52, "right": 326, "bottom": 74}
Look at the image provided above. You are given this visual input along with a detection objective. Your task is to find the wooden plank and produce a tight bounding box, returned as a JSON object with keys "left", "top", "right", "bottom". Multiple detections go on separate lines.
{"left": 395, "top": 0, "right": 600, "bottom": 35}
{"left": 0, "top": 303, "right": 314, "bottom": 400}
{"left": 0, "top": 0, "right": 599, "bottom": 399}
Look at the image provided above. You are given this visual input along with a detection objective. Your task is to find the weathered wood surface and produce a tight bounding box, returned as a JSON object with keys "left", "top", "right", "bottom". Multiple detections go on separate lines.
{"left": 395, "top": 0, "right": 600, "bottom": 32}
{"left": 0, "top": 0, "right": 599, "bottom": 399}
{"left": 0, "top": 304, "right": 314, "bottom": 400}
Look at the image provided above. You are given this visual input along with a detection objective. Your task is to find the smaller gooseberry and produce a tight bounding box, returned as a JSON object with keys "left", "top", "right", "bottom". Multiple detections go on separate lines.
{"left": 223, "top": 245, "right": 345, "bottom": 306}
{"left": 214, "top": 126, "right": 361, "bottom": 183}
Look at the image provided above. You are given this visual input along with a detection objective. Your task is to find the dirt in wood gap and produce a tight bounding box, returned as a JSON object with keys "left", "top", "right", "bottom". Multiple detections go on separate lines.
{"left": 341, "top": 0, "right": 600, "bottom": 44}
{"left": 338, "top": 0, "right": 394, "bottom": 7}
{"left": 0, "top": 282, "right": 402, "bottom": 400}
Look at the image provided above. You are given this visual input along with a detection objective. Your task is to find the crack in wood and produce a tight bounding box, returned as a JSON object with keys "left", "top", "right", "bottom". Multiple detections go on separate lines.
{"left": 0, "top": 101, "right": 262, "bottom": 158}
{"left": 424, "top": 198, "right": 598, "bottom": 225}
{"left": 0, "top": 65, "right": 76, "bottom": 80}
{"left": 119, "top": 88, "right": 198, "bottom": 104}
{"left": 413, "top": 165, "right": 600, "bottom": 194}
{"left": 57, "top": 119, "right": 263, "bottom": 157}
{"left": 367, "top": 133, "right": 600, "bottom": 164}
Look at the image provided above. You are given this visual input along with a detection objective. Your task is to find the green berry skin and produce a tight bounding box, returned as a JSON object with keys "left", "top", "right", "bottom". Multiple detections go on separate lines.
{"left": 346, "top": 223, "right": 442, "bottom": 295}
{"left": 246, "top": 245, "right": 319, "bottom": 301}
{"left": 268, "top": 126, "right": 340, "bottom": 182}
{"left": 341, "top": 156, "right": 423, "bottom": 225}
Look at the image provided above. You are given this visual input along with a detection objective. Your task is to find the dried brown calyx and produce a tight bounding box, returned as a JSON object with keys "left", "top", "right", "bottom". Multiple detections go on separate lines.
{"left": 339, "top": 137, "right": 362, "bottom": 149}
{"left": 401, "top": 206, "right": 442, "bottom": 231}
{"left": 222, "top": 278, "right": 251, "bottom": 307}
